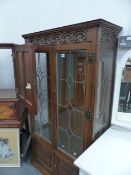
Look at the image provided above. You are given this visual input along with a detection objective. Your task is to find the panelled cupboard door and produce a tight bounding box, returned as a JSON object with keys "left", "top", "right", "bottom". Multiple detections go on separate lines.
{"left": 54, "top": 155, "right": 79, "bottom": 175}
{"left": 13, "top": 44, "right": 37, "bottom": 114}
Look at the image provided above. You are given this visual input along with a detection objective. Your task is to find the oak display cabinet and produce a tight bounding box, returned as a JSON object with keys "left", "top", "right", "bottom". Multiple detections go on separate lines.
{"left": 1, "top": 19, "right": 122, "bottom": 174}
{"left": 22, "top": 19, "right": 122, "bottom": 175}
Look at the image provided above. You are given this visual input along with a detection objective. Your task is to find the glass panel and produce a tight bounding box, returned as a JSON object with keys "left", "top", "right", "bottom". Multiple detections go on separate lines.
{"left": 56, "top": 50, "right": 86, "bottom": 158}
{"left": 35, "top": 52, "right": 51, "bottom": 142}
{"left": 93, "top": 48, "right": 114, "bottom": 137}
{"left": 118, "top": 58, "right": 131, "bottom": 113}
{"left": 0, "top": 49, "right": 16, "bottom": 96}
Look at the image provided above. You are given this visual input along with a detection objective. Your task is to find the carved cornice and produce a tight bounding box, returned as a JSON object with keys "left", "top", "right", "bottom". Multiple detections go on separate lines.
{"left": 101, "top": 27, "right": 119, "bottom": 42}
{"left": 28, "top": 29, "right": 88, "bottom": 45}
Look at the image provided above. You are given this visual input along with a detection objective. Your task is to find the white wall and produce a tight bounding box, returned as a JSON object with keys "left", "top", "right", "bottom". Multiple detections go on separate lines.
{"left": 0, "top": 49, "right": 15, "bottom": 89}
{"left": 0, "top": 0, "right": 131, "bottom": 43}
{"left": 0, "top": 0, "right": 131, "bottom": 119}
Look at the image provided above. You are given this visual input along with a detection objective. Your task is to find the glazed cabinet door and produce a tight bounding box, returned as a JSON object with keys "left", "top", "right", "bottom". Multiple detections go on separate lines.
{"left": 13, "top": 44, "right": 37, "bottom": 114}
{"left": 56, "top": 50, "right": 86, "bottom": 158}
{"left": 31, "top": 48, "right": 55, "bottom": 175}
{"left": 55, "top": 47, "right": 93, "bottom": 175}
{"left": 34, "top": 50, "right": 52, "bottom": 142}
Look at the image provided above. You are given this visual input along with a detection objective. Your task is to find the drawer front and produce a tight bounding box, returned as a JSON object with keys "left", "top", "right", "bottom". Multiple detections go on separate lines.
{"left": 0, "top": 102, "right": 16, "bottom": 119}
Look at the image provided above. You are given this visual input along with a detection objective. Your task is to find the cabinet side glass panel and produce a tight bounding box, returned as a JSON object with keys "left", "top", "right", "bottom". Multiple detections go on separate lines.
{"left": 35, "top": 52, "right": 51, "bottom": 142}
{"left": 93, "top": 48, "right": 114, "bottom": 137}
{"left": 56, "top": 50, "right": 86, "bottom": 158}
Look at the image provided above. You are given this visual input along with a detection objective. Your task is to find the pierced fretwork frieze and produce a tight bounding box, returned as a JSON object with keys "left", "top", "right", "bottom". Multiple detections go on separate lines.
{"left": 29, "top": 29, "right": 88, "bottom": 45}
{"left": 101, "top": 27, "right": 119, "bottom": 42}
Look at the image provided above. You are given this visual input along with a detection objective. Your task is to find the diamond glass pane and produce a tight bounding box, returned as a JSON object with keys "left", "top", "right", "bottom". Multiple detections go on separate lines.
{"left": 56, "top": 50, "right": 86, "bottom": 158}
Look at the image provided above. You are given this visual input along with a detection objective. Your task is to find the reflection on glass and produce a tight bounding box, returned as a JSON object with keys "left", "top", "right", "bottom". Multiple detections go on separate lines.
{"left": 0, "top": 49, "right": 15, "bottom": 89}
{"left": 56, "top": 50, "right": 86, "bottom": 158}
{"left": 118, "top": 58, "right": 131, "bottom": 113}
{"left": 35, "top": 52, "right": 51, "bottom": 142}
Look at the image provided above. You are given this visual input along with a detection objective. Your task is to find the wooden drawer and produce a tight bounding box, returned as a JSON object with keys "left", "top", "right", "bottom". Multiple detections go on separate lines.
{"left": 0, "top": 102, "right": 16, "bottom": 120}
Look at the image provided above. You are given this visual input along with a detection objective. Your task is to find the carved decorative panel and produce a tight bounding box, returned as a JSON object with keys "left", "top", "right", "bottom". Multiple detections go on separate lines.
{"left": 101, "top": 27, "right": 119, "bottom": 42}
{"left": 29, "top": 30, "right": 88, "bottom": 45}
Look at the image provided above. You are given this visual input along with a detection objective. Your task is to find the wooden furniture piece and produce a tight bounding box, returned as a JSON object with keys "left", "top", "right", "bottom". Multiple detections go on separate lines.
{"left": 12, "top": 19, "right": 122, "bottom": 175}
{"left": 21, "top": 19, "right": 122, "bottom": 175}
{"left": 0, "top": 89, "right": 19, "bottom": 127}
{"left": 0, "top": 45, "right": 31, "bottom": 129}
{"left": 0, "top": 44, "right": 35, "bottom": 161}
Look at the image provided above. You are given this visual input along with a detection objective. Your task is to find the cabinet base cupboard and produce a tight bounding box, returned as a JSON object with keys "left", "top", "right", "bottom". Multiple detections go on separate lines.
{"left": 13, "top": 19, "right": 122, "bottom": 175}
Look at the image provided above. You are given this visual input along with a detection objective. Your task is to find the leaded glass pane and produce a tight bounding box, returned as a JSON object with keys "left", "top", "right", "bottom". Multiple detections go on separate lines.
{"left": 56, "top": 50, "right": 86, "bottom": 158}
{"left": 35, "top": 52, "right": 51, "bottom": 142}
{"left": 93, "top": 49, "right": 114, "bottom": 137}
